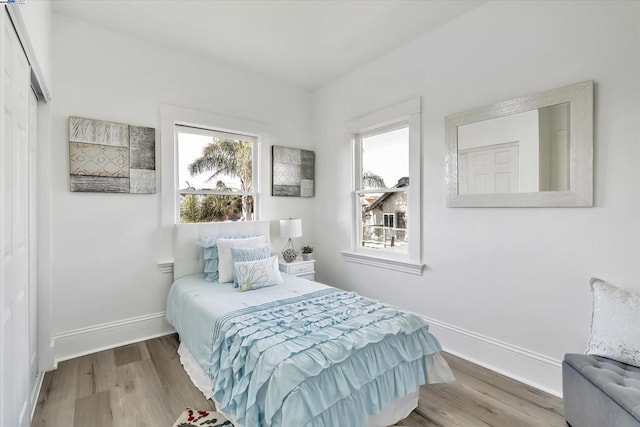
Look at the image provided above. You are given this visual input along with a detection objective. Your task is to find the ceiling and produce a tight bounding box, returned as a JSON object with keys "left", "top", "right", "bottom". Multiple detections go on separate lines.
{"left": 51, "top": 0, "right": 485, "bottom": 90}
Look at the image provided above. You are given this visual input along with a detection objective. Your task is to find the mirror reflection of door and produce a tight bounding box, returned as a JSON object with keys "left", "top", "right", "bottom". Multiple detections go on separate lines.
{"left": 459, "top": 142, "right": 519, "bottom": 194}
{"left": 456, "top": 103, "right": 569, "bottom": 194}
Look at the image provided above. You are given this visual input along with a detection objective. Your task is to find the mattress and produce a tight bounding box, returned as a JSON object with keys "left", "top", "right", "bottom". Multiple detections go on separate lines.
{"left": 166, "top": 273, "right": 453, "bottom": 426}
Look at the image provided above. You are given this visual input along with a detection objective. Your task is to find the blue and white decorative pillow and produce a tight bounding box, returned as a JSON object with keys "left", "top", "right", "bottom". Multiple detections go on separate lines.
{"left": 230, "top": 246, "right": 271, "bottom": 287}
{"left": 234, "top": 256, "right": 283, "bottom": 292}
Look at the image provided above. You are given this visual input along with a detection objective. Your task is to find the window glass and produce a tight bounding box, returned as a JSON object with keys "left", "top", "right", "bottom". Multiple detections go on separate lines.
{"left": 359, "top": 189, "right": 408, "bottom": 253}
{"left": 179, "top": 194, "right": 254, "bottom": 223}
{"left": 357, "top": 125, "right": 410, "bottom": 254}
{"left": 176, "top": 126, "right": 255, "bottom": 223}
{"left": 361, "top": 127, "right": 409, "bottom": 189}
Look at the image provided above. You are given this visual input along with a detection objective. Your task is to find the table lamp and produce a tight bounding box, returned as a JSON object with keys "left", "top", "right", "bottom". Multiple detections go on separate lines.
{"left": 280, "top": 218, "right": 302, "bottom": 262}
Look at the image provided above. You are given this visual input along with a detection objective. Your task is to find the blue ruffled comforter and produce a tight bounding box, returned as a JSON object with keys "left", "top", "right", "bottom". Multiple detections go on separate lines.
{"left": 206, "top": 287, "right": 443, "bottom": 426}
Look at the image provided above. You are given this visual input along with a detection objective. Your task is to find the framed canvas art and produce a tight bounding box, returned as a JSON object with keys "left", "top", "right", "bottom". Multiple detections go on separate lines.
{"left": 69, "top": 116, "right": 156, "bottom": 193}
{"left": 271, "top": 145, "right": 315, "bottom": 197}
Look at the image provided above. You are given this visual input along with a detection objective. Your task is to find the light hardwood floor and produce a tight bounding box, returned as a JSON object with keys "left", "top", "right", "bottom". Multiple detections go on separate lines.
{"left": 32, "top": 334, "right": 565, "bottom": 427}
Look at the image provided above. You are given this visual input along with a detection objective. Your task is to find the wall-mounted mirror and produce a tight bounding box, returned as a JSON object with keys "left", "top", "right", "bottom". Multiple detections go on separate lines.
{"left": 445, "top": 80, "right": 593, "bottom": 207}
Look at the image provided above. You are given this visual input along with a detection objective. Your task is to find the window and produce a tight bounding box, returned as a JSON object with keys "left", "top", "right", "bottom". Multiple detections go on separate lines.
{"left": 159, "top": 105, "right": 265, "bottom": 265}
{"left": 358, "top": 125, "right": 409, "bottom": 253}
{"left": 342, "top": 98, "right": 423, "bottom": 274}
{"left": 176, "top": 125, "right": 257, "bottom": 223}
{"left": 383, "top": 213, "right": 395, "bottom": 229}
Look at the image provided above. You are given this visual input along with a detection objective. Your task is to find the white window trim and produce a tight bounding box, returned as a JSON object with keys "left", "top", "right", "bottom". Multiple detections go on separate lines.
{"left": 158, "top": 104, "right": 268, "bottom": 263}
{"left": 341, "top": 251, "right": 424, "bottom": 275}
{"left": 341, "top": 97, "right": 424, "bottom": 274}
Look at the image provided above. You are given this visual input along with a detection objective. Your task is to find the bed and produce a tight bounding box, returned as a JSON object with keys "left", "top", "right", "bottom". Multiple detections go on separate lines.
{"left": 166, "top": 221, "right": 453, "bottom": 426}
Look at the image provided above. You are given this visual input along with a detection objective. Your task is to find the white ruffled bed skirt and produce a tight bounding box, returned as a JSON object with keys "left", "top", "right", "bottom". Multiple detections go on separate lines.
{"left": 177, "top": 342, "right": 454, "bottom": 427}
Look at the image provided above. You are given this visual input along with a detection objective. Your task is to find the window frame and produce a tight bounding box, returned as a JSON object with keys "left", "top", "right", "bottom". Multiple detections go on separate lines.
{"left": 341, "top": 97, "right": 424, "bottom": 275}
{"left": 175, "top": 125, "right": 258, "bottom": 223}
{"left": 159, "top": 105, "right": 268, "bottom": 265}
{"left": 383, "top": 213, "right": 395, "bottom": 229}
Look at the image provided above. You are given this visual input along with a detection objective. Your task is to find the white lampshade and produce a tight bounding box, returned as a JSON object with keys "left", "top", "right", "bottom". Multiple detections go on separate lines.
{"left": 280, "top": 218, "right": 302, "bottom": 239}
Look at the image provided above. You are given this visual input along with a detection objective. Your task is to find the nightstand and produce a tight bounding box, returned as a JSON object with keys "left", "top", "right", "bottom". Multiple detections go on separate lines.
{"left": 278, "top": 259, "right": 315, "bottom": 281}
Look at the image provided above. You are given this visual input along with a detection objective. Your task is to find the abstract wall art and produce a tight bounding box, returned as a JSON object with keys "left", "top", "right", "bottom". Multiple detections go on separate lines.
{"left": 69, "top": 116, "right": 156, "bottom": 193}
{"left": 271, "top": 145, "right": 315, "bottom": 197}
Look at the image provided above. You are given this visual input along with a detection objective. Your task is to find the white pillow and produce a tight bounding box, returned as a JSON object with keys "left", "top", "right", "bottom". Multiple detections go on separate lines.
{"left": 216, "top": 236, "right": 268, "bottom": 283}
{"left": 234, "top": 256, "right": 283, "bottom": 292}
{"left": 587, "top": 278, "right": 640, "bottom": 367}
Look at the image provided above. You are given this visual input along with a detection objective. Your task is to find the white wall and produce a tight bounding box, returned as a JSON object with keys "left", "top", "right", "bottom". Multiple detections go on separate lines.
{"left": 311, "top": 0, "right": 640, "bottom": 395}
{"left": 49, "top": 14, "right": 314, "bottom": 364}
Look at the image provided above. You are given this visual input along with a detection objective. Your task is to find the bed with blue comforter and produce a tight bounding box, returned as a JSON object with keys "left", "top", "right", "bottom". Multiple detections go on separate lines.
{"left": 166, "top": 273, "right": 452, "bottom": 427}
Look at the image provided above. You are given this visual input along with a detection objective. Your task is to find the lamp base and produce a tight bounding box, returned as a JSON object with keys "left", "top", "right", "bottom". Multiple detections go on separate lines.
{"left": 282, "top": 238, "right": 298, "bottom": 262}
{"left": 282, "top": 249, "right": 298, "bottom": 262}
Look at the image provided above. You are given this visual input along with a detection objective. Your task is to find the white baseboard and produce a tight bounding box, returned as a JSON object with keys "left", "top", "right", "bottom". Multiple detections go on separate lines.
{"left": 421, "top": 315, "right": 563, "bottom": 398}
{"left": 52, "top": 312, "right": 175, "bottom": 365}
{"left": 50, "top": 310, "right": 563, "bottom": 397}
{"left": 30, "top": 371, "right": 44, "bottom": 421}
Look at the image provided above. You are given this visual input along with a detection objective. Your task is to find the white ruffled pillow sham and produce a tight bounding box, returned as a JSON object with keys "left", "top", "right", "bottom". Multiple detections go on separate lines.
{"left": 216, "top": 236, "right": 268, "bottom": 284}
{"left": 587, "top": 277, "right": 640, "bottom": 367}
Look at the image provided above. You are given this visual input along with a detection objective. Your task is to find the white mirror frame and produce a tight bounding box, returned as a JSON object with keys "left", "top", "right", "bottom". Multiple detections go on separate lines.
{"left": 445, "top": 80, "right": 593, "bottom": 207}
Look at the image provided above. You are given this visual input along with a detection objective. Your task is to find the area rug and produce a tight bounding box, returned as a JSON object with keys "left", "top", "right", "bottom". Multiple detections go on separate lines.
{"left": 172, "top": 408, "right": 233, "bottom": 427}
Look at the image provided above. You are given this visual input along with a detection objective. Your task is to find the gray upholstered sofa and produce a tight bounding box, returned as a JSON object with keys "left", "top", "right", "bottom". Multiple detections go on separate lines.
{"left": 563, "top": 353, "right": 640, "bottom": 427}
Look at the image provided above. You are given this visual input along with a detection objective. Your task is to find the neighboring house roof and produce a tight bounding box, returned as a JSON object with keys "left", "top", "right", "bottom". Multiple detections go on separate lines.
{"left": 362, "top": 196, "right": 378, "bottom": 207}
{"left": 365, "top": 177, "right": 409, "bottom": 212}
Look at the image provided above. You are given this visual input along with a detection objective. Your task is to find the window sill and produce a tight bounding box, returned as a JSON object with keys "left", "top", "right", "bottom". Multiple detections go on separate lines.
{"left": 341, "top": 251, "right": 425, "bottom": 275}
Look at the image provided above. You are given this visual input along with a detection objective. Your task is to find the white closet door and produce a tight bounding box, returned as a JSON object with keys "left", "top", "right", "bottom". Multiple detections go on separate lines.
{"left": 1, "top": 11, "right": 33, "bottom": 427}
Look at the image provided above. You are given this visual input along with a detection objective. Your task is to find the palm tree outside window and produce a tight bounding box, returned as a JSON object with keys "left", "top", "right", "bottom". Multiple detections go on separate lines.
{"left": 176, "top": 125, "right": 257, "bottom": 223}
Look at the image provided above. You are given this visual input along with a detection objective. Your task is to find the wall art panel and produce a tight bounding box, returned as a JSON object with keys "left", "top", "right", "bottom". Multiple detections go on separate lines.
{"left": 69, "top": 116, "right": 156, "bottom": 193}
{"left": 272, "top": 145, "right": 315, "bottom": 197}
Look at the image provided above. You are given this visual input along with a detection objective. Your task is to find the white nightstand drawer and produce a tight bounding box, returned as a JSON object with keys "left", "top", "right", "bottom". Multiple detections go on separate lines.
{"left": 288, "top": 262, "right": 314, "bottom": 275}
{"left": 279, "top": 260, "right": 316, "bottom": 278}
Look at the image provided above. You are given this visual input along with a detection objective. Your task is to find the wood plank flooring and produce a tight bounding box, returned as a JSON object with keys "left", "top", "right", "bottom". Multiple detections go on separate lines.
{"left": 31, "top": 334, "right": 565, "bottom": 427}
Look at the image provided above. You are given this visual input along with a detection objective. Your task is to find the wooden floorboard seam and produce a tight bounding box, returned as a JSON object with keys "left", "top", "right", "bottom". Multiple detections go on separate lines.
{"left": 31, "top": 334, "right": 565, "bottom": 427}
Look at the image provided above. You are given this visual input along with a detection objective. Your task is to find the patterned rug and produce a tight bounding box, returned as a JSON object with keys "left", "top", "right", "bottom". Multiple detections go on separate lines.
{"left": 172, "top": 408, "right": 233, "bottom": 427}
